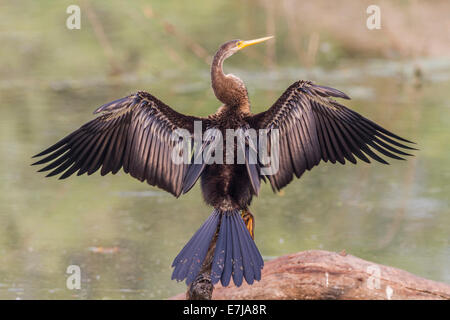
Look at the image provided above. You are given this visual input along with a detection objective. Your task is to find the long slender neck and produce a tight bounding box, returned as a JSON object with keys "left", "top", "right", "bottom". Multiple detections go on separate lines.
{"left": 211, "top": 50, "right": 250, "bottom": 113}
{"left": 211, "top": 53, "right": 226, "bottom": 95}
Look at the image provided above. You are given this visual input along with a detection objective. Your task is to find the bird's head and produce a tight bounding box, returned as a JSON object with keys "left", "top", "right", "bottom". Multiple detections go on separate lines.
{"left": 217, "top": 36, "right": 274, "bottom": 61}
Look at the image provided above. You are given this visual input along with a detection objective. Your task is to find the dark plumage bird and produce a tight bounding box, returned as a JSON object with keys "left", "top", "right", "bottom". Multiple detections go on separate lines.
{"left": 33, "top": 37, "right": 415, "bottom": 292}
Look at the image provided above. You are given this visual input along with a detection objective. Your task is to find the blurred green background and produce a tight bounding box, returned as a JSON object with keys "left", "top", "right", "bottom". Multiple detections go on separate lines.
{"left": 0, "top": 0, "right": 449, "bottom": 299}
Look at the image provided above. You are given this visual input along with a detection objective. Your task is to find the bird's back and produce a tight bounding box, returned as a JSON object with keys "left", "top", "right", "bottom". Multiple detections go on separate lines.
{"left": 201, "top": 108, "right": 255, "bottom": 210}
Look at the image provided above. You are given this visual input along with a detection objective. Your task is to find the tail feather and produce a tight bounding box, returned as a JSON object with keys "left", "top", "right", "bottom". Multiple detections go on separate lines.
{"left": 229, "top": 214, "right": 244, "bottom": 287}
{"left": 171, "top": 210, "right": 220, "bottom": 284}
{"left": 210, "top": 212, "right": 227, "bottom": 285}
{"left": 172, "top": 209, "right": 264, "bottom": 287}
{"left": 212, "top": 210, "right": 264, "bottom": 287}
{"left": 219, "top": 214, "right": 233, "bottom": 286}
{"left": 234, "top": 213, "right": 262, "bottom": 283}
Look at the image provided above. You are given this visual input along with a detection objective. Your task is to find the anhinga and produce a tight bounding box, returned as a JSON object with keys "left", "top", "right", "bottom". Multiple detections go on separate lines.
{"left": 33, "top": 37, "right": 415, "bottom": 294}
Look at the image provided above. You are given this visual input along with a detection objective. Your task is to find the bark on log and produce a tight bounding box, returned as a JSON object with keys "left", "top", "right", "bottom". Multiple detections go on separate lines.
{"left": 170, "top": 250, "right": 450, "bottom": 300}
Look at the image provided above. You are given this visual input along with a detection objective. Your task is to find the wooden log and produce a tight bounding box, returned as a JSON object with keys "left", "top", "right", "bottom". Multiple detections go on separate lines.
{"left": 170, "top": 250, "right": 450, "bottom": 300}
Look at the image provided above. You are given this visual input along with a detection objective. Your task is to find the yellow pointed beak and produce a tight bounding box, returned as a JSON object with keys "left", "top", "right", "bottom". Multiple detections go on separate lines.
{"left": 237, "top": 36, "right": 274, "bottom": 50}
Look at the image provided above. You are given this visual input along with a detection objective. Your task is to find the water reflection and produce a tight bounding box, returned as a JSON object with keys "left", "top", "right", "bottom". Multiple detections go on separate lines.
{"left": 0, "top": 60, "right": 449, "bottom": 299}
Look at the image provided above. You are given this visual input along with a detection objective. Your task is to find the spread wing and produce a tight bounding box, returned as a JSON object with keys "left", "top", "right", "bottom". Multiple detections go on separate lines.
{"left": 249, "top": 81, "right": 416, "bottom": 192}
{"left": 32, "top": 91, "right": 205, "bottom": 197}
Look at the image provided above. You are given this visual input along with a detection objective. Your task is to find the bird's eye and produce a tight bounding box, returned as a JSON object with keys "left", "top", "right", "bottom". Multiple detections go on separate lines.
{"left": 236, "top": 41, "right": 243, "bottom": 47}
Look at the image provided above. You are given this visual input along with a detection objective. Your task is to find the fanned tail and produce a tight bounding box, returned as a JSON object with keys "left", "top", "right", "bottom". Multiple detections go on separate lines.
{"left": 171, "top": 209, "right": 264, "bottom": 287}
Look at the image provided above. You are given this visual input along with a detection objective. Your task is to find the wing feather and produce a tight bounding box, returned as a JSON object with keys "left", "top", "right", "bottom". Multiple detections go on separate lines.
{"left": 251, "top": 80, "right": 415, "bottom": 192}
{"left": 33, "top": 91, "right": 205, "bottom": 197}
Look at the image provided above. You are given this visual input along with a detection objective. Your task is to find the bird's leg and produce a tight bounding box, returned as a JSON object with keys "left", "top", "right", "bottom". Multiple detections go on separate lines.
{"left": 241, "top": 208, "right": 255, "bottom": 240}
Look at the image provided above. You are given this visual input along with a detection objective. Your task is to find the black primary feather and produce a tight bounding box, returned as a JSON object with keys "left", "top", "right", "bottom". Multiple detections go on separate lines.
{"left": 251, "top": 80, "right": 416, "bottom": 192}
{"left": 32, "top": 91, "right": 205, "bottom": 197}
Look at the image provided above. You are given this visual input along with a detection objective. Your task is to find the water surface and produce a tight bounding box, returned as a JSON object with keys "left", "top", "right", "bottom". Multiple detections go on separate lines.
{"left": 0, "top": 59, "right": 449, "bottom": 299}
